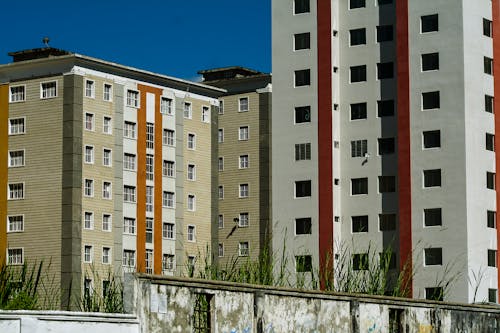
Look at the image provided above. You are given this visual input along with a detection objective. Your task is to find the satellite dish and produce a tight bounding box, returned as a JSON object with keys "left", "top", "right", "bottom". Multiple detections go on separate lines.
{"left": 42, "top": 37, "right": 50, "bottom": 47}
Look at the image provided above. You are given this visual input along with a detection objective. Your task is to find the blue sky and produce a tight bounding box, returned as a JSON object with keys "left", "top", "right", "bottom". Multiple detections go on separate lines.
{"left": 0, "top": 0, "right": 271, "bottom": 81}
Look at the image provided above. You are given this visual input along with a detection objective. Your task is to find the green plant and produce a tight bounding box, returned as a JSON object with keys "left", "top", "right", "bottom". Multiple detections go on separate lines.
{"left": 0, "top": 261, "right": 44, "bottom": 310}
{"left": 78, "top": 265, "right": 124, "bottom": 313}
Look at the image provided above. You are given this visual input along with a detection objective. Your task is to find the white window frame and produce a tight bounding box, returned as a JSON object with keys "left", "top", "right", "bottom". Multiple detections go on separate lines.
{"left": 84, "top": 179, "right": 94, "bottom": 197}
{"left": 184, "top": 102, "right": 192, "bottom": 119}
{"left": 161, "top": 97, "right": 173, "bottom": 115}
{"left": 40, "top": 81, "right": 57, "bottom": 99}
{"left": 239, "top": 126, "right": 249, "bottom": 141}
{"left": 239, "top": 97, "right": 249, "bottom": 112}
{"left": 218, "top": 214, "right": 224, "bottom": 229}
{"left": 163, "top": 191, "right": 175, "bottom": 208}
{"left": 103, "top": 83, "right": 113, "bottom": 102}
{"left": 218, "top": 243, "right": 224, "bottom": 258}
{"left": 126, "top": 89, "right": 140, "bottom": 108}
{"left": 163, "top": 160, "right": 175, "bottom": 177}
{"left": 218, "top": 157, "right": 224, "bottom": 171}
{"left": 124, "top": 121, "right": 136, "bottom": 139}
{"left": 239, "top": 242, "right": 249, "bottom": 257}
{"left": 102, "top": 181, "right": 112, "bottom": 200}
{"left": 219, "top": 100, "right": 224, "bottom": 114}
{"left": 103, "top": 148, "right": 112, "bottom": 167}
{"left": 239, "top": 213, "right": 249, "bottom": 227}
{"left": 163, "top": 129, "right": 175, "bottom": 146}
{"left": 123, "top": 249, "right": 136, "bottom": 267}
{"left": 102, "top": 213, "right": 112, "bottom": 232}
{"left": 163, "top": 254, "right": 175, "bottom": 271}
{"left": 8, "top": 149, "right": 25, "bottom": 168}
{"left": 239, "top": 155, "right": 249, "bottom": 169}
{"left": 218, "top": 185, "right": 224, "bottom": 199}
{"left": 218, "top": 128, "right": 224, "bottom": 143}
{"left": 239, "top": 183, "right": 249, "bottom": 198}
{"left": 84, "top": 245, "right": 93, "bottom": 263}
{"left": 102, "top": 247, "right": 111, "bottom": 264}
{"left": 146, "top": 186, "right": 154, "bottom": 212}
{"left": 103, "top": 116, "right": 112, "bottom": 134}
{"left": 85, "top": 113, "right": 95, "bottom": 131}
{"left": 146, "top": 123, "right": 154, "bottom": 150}
{"left": 163, "top": 222, "right": 175, "bottom": 239}
{"left": 7, "top": 215, "right": 24, "bottom": 233}
{"left": 187, "top": 164, "right": 196, "bottom": 181}
{"left": 202, "top": 106, "right": 210, "bottom": 123}
{"left": 85, "top": 79, "right": 95, "bottom": 98}
{"left": 7, "top": 248, "right": 23, "bottom": 265}
{"left": 123, "top": 185, "right": 136, "bottom": 203}
{"left": 8, "top": 117, "right": 26, "bottom": 135}
{"left": 84, "top": 211, "right": 94, "bottom": 230}
{"left": 145, "top": 249, "right": 153, "bottom": 274}
{"left": 9, "top": 85, "right": 26, "bottom": 103}
{"left": 84, "top": 145, "right": 94, "bottom": 164}
{"left": 124, "top": 153, "right": 136, "bottom": 171}
{"left": 8, "top": 182, "right": 25, "bottom": 200}
{"left": 187, "top": 133, "right": 196, "bottom": 150}
{"left": 187, "top": 225, "right": 196, "bottom": 242}
{"left": 123, "top": 217, "right": 136, "bottom": 235}
{"left": 187, "top": 194, "right": 196, "bottom": 211}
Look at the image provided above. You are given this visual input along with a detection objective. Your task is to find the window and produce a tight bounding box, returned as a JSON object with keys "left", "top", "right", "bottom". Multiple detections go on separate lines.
{"left": 486, "top": 133, "right": 495, "bottom": 151}
{"left": 421, "top": 53, "right": 439, "bottom": 71}
{"left": 422, "top": 91, "right": 440, "bottom": 110}
{"left": 489, "top": 289, "right": 497, "bottom": 303}
{"left": 146, "top": 186, "right": 154, "bottom": 212}
{"left": 9, "top": 118, "right": 25, "bottom": 135}
{"left": 291, "top": 217, "right": 312, "bottom": 236}
{"left": 187, "top": 133, "right": 196, "bottom": 149}
{"left": 124, "top": 153, "right": 136, "bottom": 171}
{"left": 295, "top": 180, "right": 311, "bottom": 197}
{"left": 102, "top": 247, "right": 111, "bottom": 264}
{"left": 85, "top": 113, "right": 94, "bottom": 131}
{"left": 146, "top": 218, "right": 153, "bottom": 243}
{"left": 163, "top": 254, "right": 175, "bottom": 271}
{"left": 294, "top": 33, "right": 310, "bottom": 50}
{"left": 161, "top": 97, "right": 173, "bottom": 115}
{"left": 7, "top": 215, "right": 23, "bottom": 232}
{"left": 379, "top": 214, "right": 396, "bottom": 231}
{"left": 126, "top": 90, "right": 139, "bottom": 107}
{"left": 421, "top": 14, "right": 438, "bottom": 33}
{"left": 103, "top": 83, "right": 112, "bottom": 101}
{"left": 350, "top": 65, "right": 367, "bottom": 82}
{"left": 239, "top": 213, "right": 249, "bottom": 227}
{"left": 488, "top": 210, "right": 496, "bottom": 228}
{"left": 352, "top": 216, "right": 368, "bottom": 233}
{"left": 146, "top": 154, "right": 154, "bottom": 181}
{"left": 187, "top": 225, "right": 196, "bottom": 242}
{"left": 352, "top": 253, "right": 369, "bottom": 270}
{"left": 239, "top": 184, "right": 249, "bottom": 198}
{"left": 424, "top": 208, "right": 442, "bottom": 227}
{"left": 84, "top": 179, "right": 93, "bottom": 197}
{"left": 218, "top": 215, "right": 224, "bottom": 228}
{"left": 239, "top": 155, "right": 249, "bottom": 168}
{"left": 163, "top": 160, "right": 175, "bottom": 177}
{"left": 41, "top": 81, "right": 57, "bottom": 99}
{"left": 351, "top": 140, "right": 368, "bottom": 157}
{"left": 102, "top": 182, "right": 112, "bottom": 199}
{"left": 378, "top": 0, "right": 392, "bottom": 4}
{"left": 8, "top": 150, "right": 24, "bottom": 167}
{"left": 239, "top": 126, "right": 249, "bottom": 141}
{"left": 123, "top": 185, "right": 136, "bottom": 202}
{"left": 10, "top": 85, "right": 25, "bottom": 102}
{"left": 145, "top": 249, "right": 153, "bottom": 274}
{"left": 376, "top": 25, "right": 393, "bottom": 42}
{"left": 219, "top": 100, "right": 224, "bottom": 114}
{"left": 485, "top": 57, "right": 493, "bottom": 75}
{"left": 102, "top": 214, "right": 112, "bottom": 231}
{"left": 350, "top": 103, "right": 367, "bottom": 120}
{"left": 377, "top": 62, "right": 394, "bottom": 79}
{"left": 84, "top": 146, "right": 94, "bottom": 164}
{"left": 423, "top": 169, "right": 441, "bottom": 188}
{"left": 218, "top": 129, "right": 224, "bottom": 143}
{"left": 9, "top": 183, "right": 25, "bottom": 200}
{"left": 295, "top": 106, "right": 311, "bottom": 123}
{"left": 424, "top": 248, "right": 442, "bottom": 266}
{"left": 103, "top": 149, "right": 112, "bottom": 166}
{"left": 487, "top": 172, "right": 496, "bottom": 190}
{"left": 295, "top": 143, "right": 311, "bottom": 161}
{"left": 7, "top": 249, "right": 23, "bottom": 265}
{"left": 295, "top": 255, "right": 312, "bottom": 272}
{"left": 350, "top": 28, "right": 366, "bottom": 46}
{"left": 124, "top": 121, "right": 136, "bottom": 139}
{"left": 484, "top": 18, "right": 493, "bottom": 37}
{"left": 218, "top": 157, "right": 224, "bottom": 171}
{"left": 163, "top": 222, "right": 175, "bottom": 239}
{"left": 378, "top": 137, "right": 395, "bottom": 155}
{"left": 84, "top": 245, "right": 93, "bottom": 263}
{"left": 187, "top": 164, "right": 196, "bottom": 180}
{"left": 103, "top": 116, "right": 112, "bottom": 134}
{"left": 423, "top": 130, "right": 441, "bottom": 148}
{"left": 378, "top": 100, "right": 394, "bottom": 117}
{"left": 187, "top": 194, "right": 196, "bottom": 211}
{"left": 146, "top": 123, "right": 154, "bottom": 149}
{"left": 84, "top": 212, "right": 94, "bottom": 229}
{"left": 202, "top": 106, "right": 210, "bottom": 122}
{"left": 184, "top": 102, "right": 192, "bottom": 119}
{"left": 218, "top": 244, "right": 224, "bottom": 257}
{"left": 294, "top": 0, "right": 310, "bottom": 14}
{"left": 239, "top": 242, "right": 249, "bottom": 257}
{"left": 486, "top": 95, "right": 494, "bottom": 113}
{"left": 488, "top": 249, "right": 497, "bottom": 267}
{"left": 123, "top": 217, "right": 136, "bottom": 234}
{"left": 123, "top": 250, "right": 136, "bottom": 267}
{"left": 351, "top": 178, "right": 368, "bottom": 195}
{"left": 163, "top": 191, "right": 175, "bottom": 208}
{"left": 379, "top": 176, "right": 396, "bottom": 193}
{"left": 425, "top": 287, "right": 443, "bottom": 301}
{"left": 295, "top": 69, "right": 311, "bottom": 86}
{"left": 164, "top": 129, "right": 175, "bottom": 146}
{"left": 85, "top": 80, "right": 95, "bottom": 98}
{"left": 350, "top": 0, "right": 365, "bottom": 9}
{"left": 239, "top": 97, "right": 249, "bottom": 112}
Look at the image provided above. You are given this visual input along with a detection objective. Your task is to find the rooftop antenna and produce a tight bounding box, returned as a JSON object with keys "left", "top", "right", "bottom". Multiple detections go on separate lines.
{"left": 42, "top": 37, "right": 50, "bottom": 47}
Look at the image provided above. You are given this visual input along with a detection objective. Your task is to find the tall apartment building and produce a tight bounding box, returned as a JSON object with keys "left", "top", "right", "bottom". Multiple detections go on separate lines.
{"left": 199, "top": 67, "right": 272, "bottom": 263}
{"left": 272, "top": 0, "right": 500, "bottom": 303}
{"left": 0, "top": 47, "right": 223, "bottom": 308}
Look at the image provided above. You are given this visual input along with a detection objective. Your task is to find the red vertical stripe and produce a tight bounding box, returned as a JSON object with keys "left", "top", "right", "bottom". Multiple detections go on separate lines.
{"left": 317, "top": 0, "right": 334, "bottom": 288}
{"left": 396, "top": 0, "right": 412, "bottom": 296}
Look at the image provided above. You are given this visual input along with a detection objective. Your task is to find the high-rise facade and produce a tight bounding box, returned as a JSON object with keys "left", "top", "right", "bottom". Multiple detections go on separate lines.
{"left": 0, "top": 48, "right": 222, "bottom": 308}
{"left": 272, "top": 0, "right": 500, "bottom": 303}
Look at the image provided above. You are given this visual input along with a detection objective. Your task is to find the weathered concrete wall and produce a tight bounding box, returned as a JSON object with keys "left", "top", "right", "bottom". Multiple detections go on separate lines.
{"left": 125, "top": 273, "right": 500, "bottom": 333}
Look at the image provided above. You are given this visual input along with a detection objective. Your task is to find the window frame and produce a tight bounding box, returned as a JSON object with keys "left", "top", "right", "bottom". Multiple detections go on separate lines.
{"left": 8, "top": 117, "right": 26, "bottom": 135}
{"left": 103, "top": 116, "right": 112, "bottom": 135}
{"left": 239, "top": 97, "right": 249, "bottom": 112}
{"left": 7, "top": 215, "right": 24, "bottom": 233}
{"left": 103, "top": 83, "right": 113, "bottom": 102}
{"left": 85, "top": 79, "right": 95, "bottom": 98}
{"left": 8, "top": 182, "right": 25, "bottom": 200}
{"left": 7, "top": 248, "right": 23, "bottom": 265}
{"left": 40, "top": 81, "right": 58, "bottom": 99}
{"left": 9, "top": 85, "right": 26, "bottom": 103}
{"left": 8, "top": 149, "right": 25, "bottom": 168}
{"left": 126, "top": 89, "right": 139, "bottom": 108}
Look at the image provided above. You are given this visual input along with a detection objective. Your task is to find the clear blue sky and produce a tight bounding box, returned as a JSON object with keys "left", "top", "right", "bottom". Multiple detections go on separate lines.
{"left": 0, "top": 0, "right": 271, "bottom": 81}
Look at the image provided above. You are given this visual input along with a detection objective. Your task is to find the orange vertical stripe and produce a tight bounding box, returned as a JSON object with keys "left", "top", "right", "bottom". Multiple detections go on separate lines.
{"left": 136, "top": 88, "right": 147, "bottom": 273}
{"left": 0, "top": 85, "right": 8, "bottom": 265}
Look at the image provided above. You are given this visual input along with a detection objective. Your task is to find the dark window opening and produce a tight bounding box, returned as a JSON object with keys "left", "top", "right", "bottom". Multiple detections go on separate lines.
{"left": 351, "top": 102, "right": 367, "bottom": 120}
{"left": 296, "top": 218, "right": 312, "bottom": 234}
{"left": 294, "top": 0, "right": 310, "bottom": 14}
{"left": 352, "top": 215, "right": 368, "bottom": 233}
{"left": 423, "top": 130, "right": 441, "bottom": 148}
{"left": 422, "top": 91, "right": 440, "bottom": 109}
{"left": 379, "top": 214, "right": 396, "bottom": 231}
{"left": 379, "top": 176, "right": 396, "bottom": 193}
{"left": 421, "top": 53, "right": 439, "bottom": 71}
{"left": 377, "top": 25, "right": 393, "bottom": 42}
{"left": 378, "top": 100, "right": 395, "bottom": 117}
{"left": 295, "top": 180, "right": 312, "bottom": 197}
{"left": 424, "top": 208, "right": 442, "bottom": 226}
{"left": 350, "top": 28, "right": 366, "bottom": 46}
{"left": 295, "top": 69, "right": 311, "bottom": 86}
{"left": 295, "top": 106, "right": 311, "bottom": 123}
{"left": 377, "top": 62, "right": 394, "bottom": 79}
{"left": 424, "top": 169, "right": 441, "bottom": 187}
{"left": 295, "top": 255, "right": 312, "bottom": 272}
{"left": 350, "top": 65, "right": 367, "bottom": 82}
{"left": 352, "top": 253, "right": 369, "bottom": 270}
{"left": 421, "top": 14, "right": 438, "bottom": 33}
{"left": 378, "top": 137, "right": 395, "bottom": 155}
{"left": 352, "top": 178, "right": 368, "bottom": 195}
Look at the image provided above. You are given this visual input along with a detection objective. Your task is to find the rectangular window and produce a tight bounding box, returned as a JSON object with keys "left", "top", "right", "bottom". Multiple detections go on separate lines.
{"left": 424, "top": 208, "right": 442, "bottom": 227}
{"left": 376, "top": 25, "right": 393, "bottom": 42}
{"left": 488, "top": 249, "right": 497, "bottom": 267}
{"left": 146, "top": 186, "right": 154, "bottom": 212}
{"left": 294, "top": 0, "right": 310, "bottom": 14}
{"left": 146, "top": 123, "right": 154, "bottom": 149}
{"left": 9, "top": 118, "right": 25, "bottom": 135}
{"left": 295, "top": 180, "right": 311, "bottom": 197}
{"left": 487, "top": 172, "right": 496, "bottom": 190}
{"left": 123, "top": 185, "right": 136, "bottom": 202}
{"left": 103, "top": 148, "right": 112, "bottom": 166}
{"left": 379, "top": 176, "right": 396, "bottom": 193}
{"left": 218, "top": 244, "right": 224, "bottom": 257}
{"left": 352, "top": 215, "right": 368, "bottom": 233}
{"left": 187, "top": 194, "right": 196, "bottom": 211}
{"left": 187, "top": 164, "right": 196, "bottom": 180}
{"left": 377, "top": 100, "right": 394, "bottom": 117}
{"left": 352, "top": 253, "right": 369, "bottom": 270}
{"left": 103, "top": 83, "right": 112, "bottom": 101}
{"left": 350, "top": 28, "right": 366, "bottom": 46}
{"left": 485, "top": 57, "right": 493, "bottom": 75}
{"left": 163, "top": 254, "right": 175, "bottom": 271}
{"left": 295, "top": 255, "right": 312, "bottom": 272}
{"left": 123, "top": 217, "right": 136, "bottom": 234}
{"left": 422, "top": 53, "right": 439, "bottom": 71}
{"left": 295, "top": 217, "right": 312, "bottom": 234}
{"left": 295, "top": 106, "right": 311, "bottom": 123}
{"left": 84, "top": 245, "right": 93, "bottom": 263}
{"left": 126, "top": 90, "right": 139, "bottom": 107}
{"left": 350, "top": 65, "right": 367, "bottom": 82}
{"left": 422, "top": 91, "right": 440, "bottom": 110}
{"left": 488, "top": 210, "right": 496, "bottom": 228}
{"left": 123, "top": 250, "right": 136, "bottom": 267}
{"left": 351, "top": 178, "right": 368, "bottom": 195}
{"left": 102, "top": 247, "right": 111, "bottom": 264}
{"left": 84, "top": 146, "right": 94, "bottom": 164}
{"left": 85, "top": 80, "right": 95, "bottom": 98}
{"left": 102, "top": 181, "right": 112, "bottom": 199}
{"left": 164, "top": 129, "right": 175, "bottom": 146}
{"left": 239, "top": 97, "right": 249, "bottom": 112}
{"left": 184, "top": 102, "right": 192, "bottom": 119}
{"left": 146, "top": 218, "right": 153, "bottom": 243}
{"left": 239, "top": 155, "right": 249, "bottom": 168}
{"left": 146, "top": 154, "right": 154, "bottom": 181}
{"left": 102, "top": 214, "right": 112, "bottom": 231}
{"left": 84, "top": 179, "right": 93, "bottom": 197}
{"left": 351, "top": 140, "right": 368, "bottom": 157}
{"left": 486, "top": 95, "right": 494, "bottom": 113}
{"left": 163, "top": 160, "right": 175, "bottom": 177}
{"left": 10, "top": 85, "right": 25, "bottom": 102}
{"left": 218, "top": 157, "right": 224, "bottom": 171}
{"left": 378, "top": 137, "right": 395, "bottom": 155}
{"left": 295, "top": 69, "right": 311, "bottom": 86}
{"left": 145, "top": 249, "right": 153, "bottom": 274}
{"left": 187, "top": 225, "right": 196, "bottom": 242}
{"left": 377, "top": 62, "right": 394, "bottom": 79}
{"left": 425, "top": 287, "right": 443, "bottom": 301}
{"left": 85, "top": 113, "right": 94, "bottom": 131}
{"left": 239, "top": 213, "right": 249, "bottom": 227}
{"left": 123, "top": 153, "right": 136, "bottom": 171}
{"left": 239, "top": 126, "right": 249, "bottom": 141}
{"left": 239, "top": 242, "right": 249, "bottom": 257}
{"left": 41, "top": 81, "right": 57, "bottom": 99}
{"left": 202, "top": 106, "right": 210, "bottom": 122}
{"left": 484, "top": 18, "right": 493, "bottom": 37}
{"left": 239, "top": 184, "right": 249, "bottom": 198}
{"left": 489, "top": 289, "right": 497, "bottom": 303}
{"left": 7, "top": 215, "right": 24, "bottom": 232}
{"left": 7, "top": 248, "right": 23, "bottom": 265}
{"left": 350, "top": 103, "right": 367, "bottom": 120}
{"left": 423, "top": 169, "right": 441, "bottom": 188}
{"left": 350, "top": 0, "right": 365, "bottom": 9}
{"left": 219, "top": 100, "right": 224, "bottom": 114}
{"left": 163, "top": 222, "right": 175, "bottom": 239}
{"left": 187, "top": 133, "right": 196, "bottom": 149}
{"left": 295, "top": 143, "right": 311, "bottom": 161}
{"left": 379, "top": 214, "right": 396, "bottom": 231}
{"left": 421, "top": 14, "right": 438, "bottom": 33}
{"left": 294, "top": 32, "right": 310, "bottom": 50}
{"left": 84, "top": 211, "right": 94, "bottom": 229}
{"left": 424, "top": 248, "right": 442, "bottom": 265}
{"left": 487, "top": 133, "right": 495, "bottom": 151}
{"left": 124, "top": 121, "right": 136, "bottom": 139}
{"left": 163, "top": 191, "right": 175, "bottom": 208}
{"left": 218, "top": 215, "right": 224, "bottom": 229}
{"left": 161, "top": 97, "right": 173, "bottom": 115}
{"left": 218, "top": 129, "right": 224, "bottom": 143}
{"left": 423, "top": 130, "right": 441, "bottom": 149}
{"left": 103, "top": 116, "right": 112, "bottom": 134}
{"left": 8, "top": 150, "right": 24, "bottom": 167}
